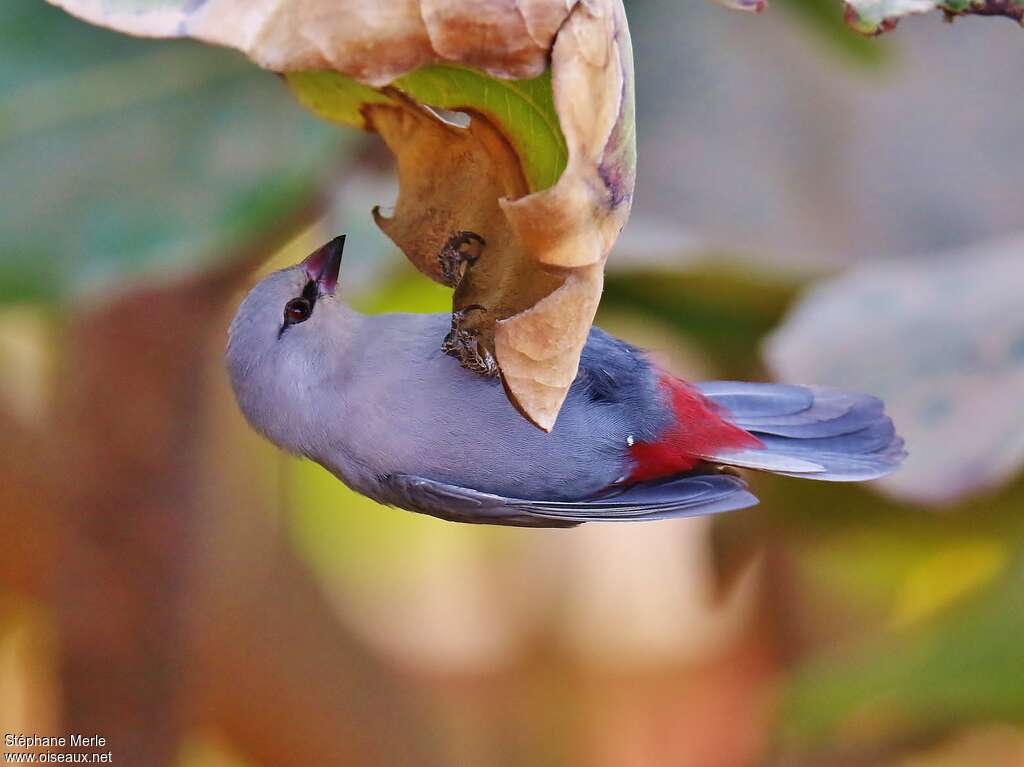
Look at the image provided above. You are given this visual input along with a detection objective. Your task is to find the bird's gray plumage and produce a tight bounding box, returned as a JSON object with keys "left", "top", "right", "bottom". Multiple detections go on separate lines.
{"left": 226, "top": 253, "right": 905, "bottom": 527}
{"left": 378, "top": 473, "right": 757, "bottom": 528}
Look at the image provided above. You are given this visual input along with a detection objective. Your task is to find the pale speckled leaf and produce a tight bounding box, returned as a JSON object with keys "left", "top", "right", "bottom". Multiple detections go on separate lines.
{"left": 765, "top": 237, "right": 1024, "bottom": 504}
{"left": 712, "top": 0, "right": 1024, "bottom": 33}
{"left": 48, "top": 0, "right": 637, "bottom": 431}
{"left": 845, "top": 0, "right": 1024, "bottom": 33}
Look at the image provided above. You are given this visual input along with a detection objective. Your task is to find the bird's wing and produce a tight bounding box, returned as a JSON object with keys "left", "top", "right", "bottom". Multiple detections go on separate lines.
{"left": 378, "top": 475, "right": 578, "bottom": 527}
{"left": 380, "top": 473, "right": 758, "bottom": 528}
{"left": 696, "top": 382, "right": 906, "bottom": 481}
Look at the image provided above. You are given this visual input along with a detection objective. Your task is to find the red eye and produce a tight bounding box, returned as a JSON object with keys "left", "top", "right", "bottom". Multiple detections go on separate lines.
{"left": 284, "top": 298, "right": 312, "bottom": 324}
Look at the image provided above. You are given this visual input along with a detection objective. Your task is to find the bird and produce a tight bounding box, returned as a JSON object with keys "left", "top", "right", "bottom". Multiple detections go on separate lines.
{"left": 226, "top": 235, "right": 905, "bottom": 528}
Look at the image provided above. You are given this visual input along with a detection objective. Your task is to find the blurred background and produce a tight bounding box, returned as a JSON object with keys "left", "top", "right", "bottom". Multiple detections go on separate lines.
{"left": 2, "top": 0, "right": 1024, "bottom": 765}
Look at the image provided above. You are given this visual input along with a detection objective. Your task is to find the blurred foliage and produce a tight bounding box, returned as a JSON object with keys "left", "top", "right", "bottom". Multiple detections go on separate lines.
{"left": 778, "top": 0, "right": 891, "bottom": 67}
{"left": 782, "top": 554, "right": 1024, "bottom": 750}
{"left": 765, "top": 476, "right": 1024, "bottom": 752}
{"left": 602, "top": 261, "right": 804, "bottom": 378}
{"left": 0, "top": 0, "right": 346, "bottom": 304}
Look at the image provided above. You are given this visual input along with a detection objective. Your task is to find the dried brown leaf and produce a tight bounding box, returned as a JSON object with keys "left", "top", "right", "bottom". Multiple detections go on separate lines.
{"left": 46, "top": 0, "right": 637, "bottom": 430}
{"left": 497, "top": 0, "right": 634, "bottom": 428}
{"left": 47, "top": 0, "right": 559, "bottom": 85}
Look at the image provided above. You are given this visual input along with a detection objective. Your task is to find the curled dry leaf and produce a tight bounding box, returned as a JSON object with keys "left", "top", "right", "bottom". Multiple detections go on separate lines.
{"left": 48, "top": 0, "right": 636, "bottom": 431}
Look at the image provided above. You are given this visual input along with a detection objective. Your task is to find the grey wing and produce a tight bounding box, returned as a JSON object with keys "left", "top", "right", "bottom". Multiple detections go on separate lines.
{"left": 377, "top": 474, "right": 579, "bottom": 527}
{"left": 380, "top": 473, "right": 758, "bottom": 528}
{"left": 696, "top": 382, "right": 906, "bottom": 481}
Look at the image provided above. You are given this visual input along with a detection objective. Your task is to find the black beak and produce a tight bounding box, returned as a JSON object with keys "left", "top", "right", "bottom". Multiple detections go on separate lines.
{"left": 302, "top": 235, "right": 345, "bottom": 295}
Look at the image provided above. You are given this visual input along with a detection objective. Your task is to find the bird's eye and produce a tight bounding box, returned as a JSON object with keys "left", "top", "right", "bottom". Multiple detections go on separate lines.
{"left": 284, "top": 297, "right": 312, "bottom": 324}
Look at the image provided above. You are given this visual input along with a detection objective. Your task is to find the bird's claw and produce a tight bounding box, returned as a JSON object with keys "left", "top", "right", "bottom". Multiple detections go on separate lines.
{"left": 438, "top": 231, "right": 485, "bottom": 288}
{"left": 451, "top": 304, "right": 487, "bottom": 323}
{"left": 441, "top": 304, "right": 499, "bottom": 377}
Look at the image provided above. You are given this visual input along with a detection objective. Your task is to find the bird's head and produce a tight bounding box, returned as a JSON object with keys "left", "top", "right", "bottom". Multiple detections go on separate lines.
{"left": 225, "top": 235, "right": 355, "bottom": 450}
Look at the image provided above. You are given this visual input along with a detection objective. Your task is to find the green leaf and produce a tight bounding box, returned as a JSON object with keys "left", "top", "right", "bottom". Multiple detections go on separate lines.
{"left": 287, "top": 65, "right": 568, "bottom": 193}
{"left": 0, "top": 0, "right": 345, "bottom": 303}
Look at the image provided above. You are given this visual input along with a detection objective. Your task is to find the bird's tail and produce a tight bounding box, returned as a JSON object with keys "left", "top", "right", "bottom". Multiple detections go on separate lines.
{"left": 695, "top": 382, "right": 906, "bottom": 481}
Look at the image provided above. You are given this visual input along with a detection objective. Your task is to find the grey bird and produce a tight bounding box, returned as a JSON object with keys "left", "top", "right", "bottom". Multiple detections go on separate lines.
{"left": 226, "top": 236, "right": 905, "bottom": 527}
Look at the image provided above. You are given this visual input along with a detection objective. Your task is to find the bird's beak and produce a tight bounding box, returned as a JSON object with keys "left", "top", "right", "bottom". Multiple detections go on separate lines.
{"left": 302, "top": 235, "right": 345, "bottom": 296}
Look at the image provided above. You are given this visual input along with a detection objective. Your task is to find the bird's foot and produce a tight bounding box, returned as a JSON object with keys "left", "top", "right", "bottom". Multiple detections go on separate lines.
{"left": 442, "top": 304, "right": 499, "bottom": 377}
{"left": 438, "top": 231, "right": 485, "bottom": 287}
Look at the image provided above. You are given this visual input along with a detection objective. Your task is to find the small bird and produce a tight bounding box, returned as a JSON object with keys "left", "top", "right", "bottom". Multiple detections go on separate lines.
{"left": 227, "top": 236, "right": 905, "bottom": 527}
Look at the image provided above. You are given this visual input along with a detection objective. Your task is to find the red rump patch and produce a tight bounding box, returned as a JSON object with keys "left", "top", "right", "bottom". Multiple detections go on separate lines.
{"left": 627, "top": 374, "right": 762, "bottom": 482}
